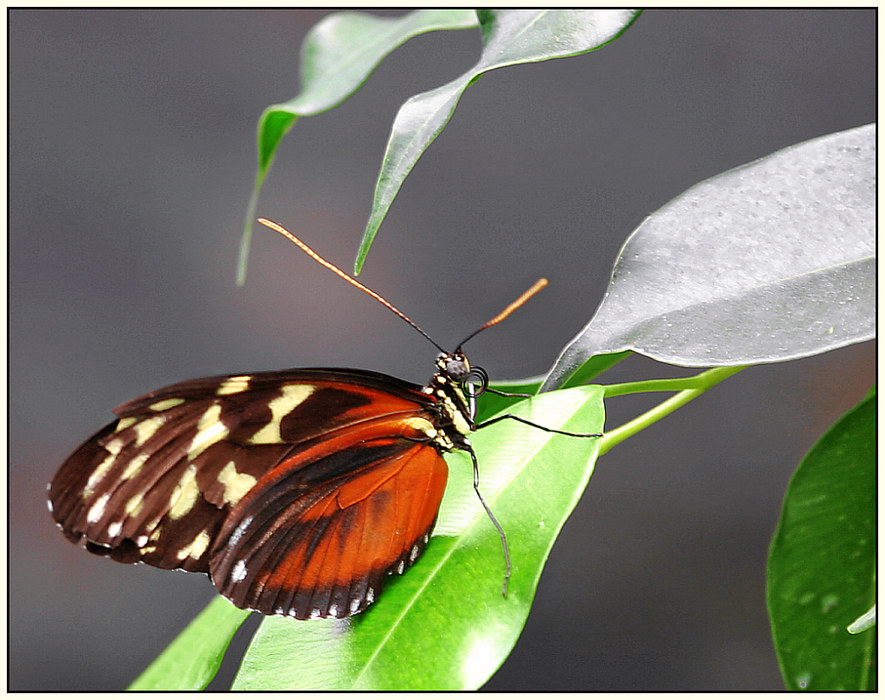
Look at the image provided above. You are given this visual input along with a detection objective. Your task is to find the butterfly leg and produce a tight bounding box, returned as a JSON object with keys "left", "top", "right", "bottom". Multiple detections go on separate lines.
{"left": 465, "top": 442, "right": 511, "bottom": 597}
{"left": 473, "top": 412, "right": 603, "bottom": 438}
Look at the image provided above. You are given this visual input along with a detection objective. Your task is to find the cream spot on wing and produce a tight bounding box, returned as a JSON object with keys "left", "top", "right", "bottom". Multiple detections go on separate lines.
{"left": 218, "top": 461, "right": 258, "bottom": 505}
{"left": 187, "top": 403, "right": 228, "bottom": 460}
{"left": 135, "top": 534, "right": 148, "bottom": 547}
{"left": 83, "top": 453, "right": 117, "bottom": 497}
{"left": 115, "top": 416, "right": 138, "bottom": 432}
{"left": 177, "top": 530, "right": 211, "bottom": 561}
{"left": 197, "top": 404, "right": 220, "bottom": 431}
{"left": 410, "top": 544, "right": 420, "bottom": 562}
{"left": 366, "top": 588, "right": 375, "bottom": 604}
{"left": 328, "top": 604, "right": 339, "bottom": 617}
{"left": 149, "top": 397, "right": 185, "bottom": 412}
{"left": 120, "top": 451, "right": 151, "bottom": 481}
{"left": 103, "top": 436, "right": 127, "bottom": 455}
{"left": 216, "top": 375, "right": 251, "bottom": 395}
{"left": 168, "top": 465, "right": 199, "bottom": 519}
{"left": 145, "top": 513, "right": 163, "bottom": 542}
{"left": 248, "top": 384, "right": 315, "bottom": 444}
{"left": 107, "top": 521, "right": 122, "bottom": 538}
{"left": 125, "top": 492, "right": 144, "bottom": 517}
{"left": 86, "top": 493, "right": 111, "bottom": 524}
{"left": 397, "top": 560, "right": 405, "bottom": 575}
{"left": 133, "top": 414, "right": 167, "bottom": 448}
{"left": 350, "top": 598, "right": 361, "bottom": 614}
{"left": 309, "top": 609, "right": 322, "bottom": 620}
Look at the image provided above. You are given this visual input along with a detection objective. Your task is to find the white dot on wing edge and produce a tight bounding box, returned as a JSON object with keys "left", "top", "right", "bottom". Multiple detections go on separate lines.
{"left": 231, "top": 560, "right": 248, "bottom": 583}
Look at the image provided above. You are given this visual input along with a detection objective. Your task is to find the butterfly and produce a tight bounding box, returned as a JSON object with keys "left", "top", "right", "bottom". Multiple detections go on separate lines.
{"left": 49, "top": 218, "right": 601, "bottom": 620}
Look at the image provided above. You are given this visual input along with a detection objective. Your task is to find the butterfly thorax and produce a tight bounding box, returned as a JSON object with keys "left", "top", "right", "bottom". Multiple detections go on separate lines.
{"left": 420, "top": 352, "right": 475, "bottom": 452}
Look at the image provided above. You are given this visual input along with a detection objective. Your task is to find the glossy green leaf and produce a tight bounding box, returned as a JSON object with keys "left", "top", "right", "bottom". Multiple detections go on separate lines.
{"left": 543, "top": 124, "right": 876, "bottom": 390}
{"left": 767, "top": 391, "right": 876, "bottom": 690}
{"left": 128, "top": 596, "right": 251, "bottom": 690}
{"left": 232, "top": 385, "right": 604, "bottom": 689}
{"left": 558, "top": 350, "right": 631, "bottom": 391}
{"left": 237, "top": 9, "right": 479, "bottom": 284}
{"left": 355, "top": 9, "right": 641, "bottom": 273}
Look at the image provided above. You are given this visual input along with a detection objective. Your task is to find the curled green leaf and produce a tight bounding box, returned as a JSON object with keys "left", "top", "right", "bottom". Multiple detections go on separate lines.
{"left": 356, "top": 9, "right": 641, "bottom": 273}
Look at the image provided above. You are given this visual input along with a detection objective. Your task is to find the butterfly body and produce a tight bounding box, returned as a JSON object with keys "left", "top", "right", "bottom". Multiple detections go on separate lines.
{"left": 49, "top": 353, "right": 476, "bottom": 620}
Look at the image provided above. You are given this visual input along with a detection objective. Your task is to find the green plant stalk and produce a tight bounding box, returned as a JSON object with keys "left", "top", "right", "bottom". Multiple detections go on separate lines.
{"left": 236, "top": 172, "right": 267, "bottom": 287}
{"left": 598, "top": 366, "right": 747, "bottom": 455}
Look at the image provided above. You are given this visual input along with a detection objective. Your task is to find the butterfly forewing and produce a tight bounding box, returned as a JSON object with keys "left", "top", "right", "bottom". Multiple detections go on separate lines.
{"left": 49, "top": 368, "right": 456, "bottom": 617}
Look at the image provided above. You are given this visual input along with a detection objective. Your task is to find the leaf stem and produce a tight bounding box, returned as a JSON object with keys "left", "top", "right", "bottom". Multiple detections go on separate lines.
{"left": 604, "top": 375, "right": 708, "bottom": 397}
{"left": 598, "top": 366, "right": 747, "bottom": 456}
{"left": 236, "top": 172, "right": 265, "bottom": 287}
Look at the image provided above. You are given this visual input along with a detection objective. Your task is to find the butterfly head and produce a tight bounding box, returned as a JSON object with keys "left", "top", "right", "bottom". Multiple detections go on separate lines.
{"left": 429, "top": 351, "right": 490, "bottom": 419}
{"left": 437, "top": 351, "right": 469, "bottom": 382}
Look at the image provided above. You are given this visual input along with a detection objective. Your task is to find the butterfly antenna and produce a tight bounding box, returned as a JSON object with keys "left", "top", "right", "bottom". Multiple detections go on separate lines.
{"left": 259, "top": 218, "right": 447, "bottom": 353}
{"left": 456, "top": 277, "right": 549, "bottom": 351}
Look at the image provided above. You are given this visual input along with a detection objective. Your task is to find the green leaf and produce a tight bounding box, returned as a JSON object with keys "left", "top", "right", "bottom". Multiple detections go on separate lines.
{"left": 128, "top": 596, "right": 251, "bottom": 690}
{"left": 767, "top": 391, "right": 876, "bottom": 690}
{"left": 355, "top": 9, "right": 641, "bottom": 273}
{"left": 543, "top": 124, "right": 876, "bottom": 390}
{"left": 232, "top": 385, "right": 604, "bottom": 689}
{"left": 237, "top": 9, "right": 479, "bottom": 284}
{"left": 558, "top": 350, "right": 631, "bottom": 391}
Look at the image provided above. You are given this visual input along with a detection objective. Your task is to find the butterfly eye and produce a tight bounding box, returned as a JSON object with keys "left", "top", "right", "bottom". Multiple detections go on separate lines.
{"left": 463, "top": 367, "right": 489, "bottom": 399}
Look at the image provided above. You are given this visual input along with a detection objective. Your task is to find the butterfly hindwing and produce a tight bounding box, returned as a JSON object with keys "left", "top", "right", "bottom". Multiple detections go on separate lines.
{"left": 48, "top": 368, "right": 446, "bottom": 587}
{"left": 210, "top": 419, "right": 449, "bottom": 619}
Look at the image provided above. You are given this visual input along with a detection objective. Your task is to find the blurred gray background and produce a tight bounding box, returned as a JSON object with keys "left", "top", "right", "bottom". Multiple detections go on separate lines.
{"left": 10, "top": 9, "right": 875, "bottom": 691}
